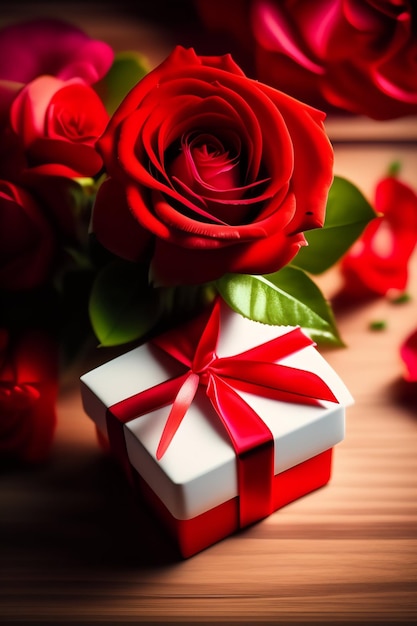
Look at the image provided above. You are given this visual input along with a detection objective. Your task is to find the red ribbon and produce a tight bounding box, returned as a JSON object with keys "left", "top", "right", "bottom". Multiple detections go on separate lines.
{"left": 107, "top": 298, "right": 338, "bottom": 528}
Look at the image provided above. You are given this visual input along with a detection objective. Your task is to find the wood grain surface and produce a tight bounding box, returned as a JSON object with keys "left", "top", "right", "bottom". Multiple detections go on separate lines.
{"left": 1, "top": 5, "right": 417, "bottom": 625}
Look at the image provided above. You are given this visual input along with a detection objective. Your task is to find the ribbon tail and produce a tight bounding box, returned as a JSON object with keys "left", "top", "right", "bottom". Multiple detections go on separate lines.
{"left": 207, "top": 374, "right": 274, "bottom": 528}
{"left": 107, "top": 373, "right": 191, "bottom": 479}
{"left": 156, "top": 371, "right": 200, "bottom": 460}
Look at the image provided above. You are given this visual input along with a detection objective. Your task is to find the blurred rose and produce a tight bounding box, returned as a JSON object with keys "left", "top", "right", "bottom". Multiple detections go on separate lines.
{"left": 340, "top": 176, "right": 417, "bottom": 297}
{"left": 196, "top": 0, "right": 417, "bottom": 120}
{"left": 0, "top": 18, "right": 113, "bottom": 126}
{"left": 400, "top": 328, "right": 417, "bottom": 382}
{"left": 10, "top": 75, "right": 109, "bottom": 177}
{"left": 0, "top": 18, "right": 113, "bottom": 85}
{"left": 0, "top": 328, "right": 58, "bottom": 464}
{"left": 0, "top": 180, "right": 56, "bottom": 291}
{"left": 92, "top": 46, "right": 333, "bottom": 285}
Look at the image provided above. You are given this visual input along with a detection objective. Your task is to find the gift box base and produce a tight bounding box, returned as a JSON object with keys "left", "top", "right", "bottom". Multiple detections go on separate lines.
{"left": 130, "top": 446, "right": 333, "bottom": 558}
{"left": 83, "top": 304, "right": 352, "bottom": 559}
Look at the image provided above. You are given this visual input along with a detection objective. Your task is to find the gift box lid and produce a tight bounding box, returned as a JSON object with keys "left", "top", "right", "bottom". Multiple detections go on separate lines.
{"left": 81, "top": 305, "right": 353, "bottom": 521}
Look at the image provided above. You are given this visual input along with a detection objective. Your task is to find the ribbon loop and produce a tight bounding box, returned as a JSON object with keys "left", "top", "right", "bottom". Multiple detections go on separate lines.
{"left": 191, "top": 297, "right": 220, "bottom": 373}
{"left": 213, "top": 358, "right": 338, "bottom": 404}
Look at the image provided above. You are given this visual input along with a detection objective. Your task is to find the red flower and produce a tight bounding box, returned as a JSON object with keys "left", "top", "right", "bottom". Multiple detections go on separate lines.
{"left": 10, "top": 76, "right": 109, "bottom": 178}
{"left": 400, "top": 328, "right": 417, "bottom": 382}
{"left": 341, "top": 176, "right": 417, "bottom": 298}
{"left": 92, "top": 46, "right": 333, "bottom": 286}
{"left": 0, "top": 329, "right": 58, "bottom": 464}
{"left": 0, "top": 180, "right": 56, "bottom": 291}
{"left": 196, "top": 0, "right": 417, "bottom": 120}
{"left": 0, "top": 18, "right": 113, "bottom": 128}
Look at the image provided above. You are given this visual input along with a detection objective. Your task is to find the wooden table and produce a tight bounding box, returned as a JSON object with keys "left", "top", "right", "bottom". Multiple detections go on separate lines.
{"left": 1, "top": 5, "right": 417, "bottom": 624}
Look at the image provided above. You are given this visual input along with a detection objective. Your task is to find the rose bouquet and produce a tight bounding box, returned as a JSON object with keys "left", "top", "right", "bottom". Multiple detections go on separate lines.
{"left": 0, "top": 17, "right": 376, "bottom": 464}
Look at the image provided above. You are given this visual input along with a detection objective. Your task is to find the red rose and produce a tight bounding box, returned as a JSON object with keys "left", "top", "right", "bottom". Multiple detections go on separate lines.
{"left": 196, "top": 0, "right": 417, "bottom": 120}
{"left": 10, "top": 76, "right": 109, "bottom": 177}
{"left": 341, "top": 176, "right": 417, "bottom": 297}
{"left": 0, "top": 181, "right": 56, "bottom": 291}
{"left": 400, "top": 328, "right": 417, "bottom": 382}
{"left": 0, "top": 18, "right": 113, "bottom": 129}
{"left": 93, "top": 46, "right": 333, "bottom": 285}
{"left": 0, "top": 329, "right": 58, "bottom": 464}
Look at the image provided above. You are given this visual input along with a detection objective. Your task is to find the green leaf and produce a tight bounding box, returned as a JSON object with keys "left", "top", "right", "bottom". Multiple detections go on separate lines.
{"left": 156, "top": 283, "right": 214, "bottom": 325}
{"left": 89, "top": 260, "right": 161, "bottom": 346}
{"left": 294, "top": 175, "right": 378, "bottom": 274}
{"left": 216, "top": 267, "right": 344, "bottom": 346}
{"left": 96, "top": 51, "right": 150, "bottom": 115}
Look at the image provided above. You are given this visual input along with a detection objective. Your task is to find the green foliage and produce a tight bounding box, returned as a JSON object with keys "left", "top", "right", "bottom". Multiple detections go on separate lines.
{"left": 89, "top": 260, "right": 161, "bottom": 347}
{"left": 96, "top": 51, "right": 150, "bottom": 114}
{"left": 387, "top": 161, "right": 402, "bottom": 177}
{"left": 294, "top": 176, "right": 377, "bottom": 274}
{"left": 216, "top": 267, "right": 343, "bottom": 346}
{"left": 87, "top": 175, "right": 377, "bottom": 348}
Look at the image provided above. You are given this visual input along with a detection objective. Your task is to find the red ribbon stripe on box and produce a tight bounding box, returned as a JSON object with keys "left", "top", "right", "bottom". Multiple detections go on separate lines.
{"left": 106, "top": 298, "right": 338, "bottom": 528}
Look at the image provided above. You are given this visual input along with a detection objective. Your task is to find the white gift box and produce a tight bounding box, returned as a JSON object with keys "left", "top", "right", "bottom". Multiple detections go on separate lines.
{"left": 80, "top": 301, "right": 353, "bottom": 557}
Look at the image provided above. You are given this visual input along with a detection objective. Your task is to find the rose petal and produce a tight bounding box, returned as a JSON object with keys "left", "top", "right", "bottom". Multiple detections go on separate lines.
{"left": 400, "top": 328, "right": 417, "bottom": 382}
{"left": 341, "top": 176, "right": 417, "bottom": 297}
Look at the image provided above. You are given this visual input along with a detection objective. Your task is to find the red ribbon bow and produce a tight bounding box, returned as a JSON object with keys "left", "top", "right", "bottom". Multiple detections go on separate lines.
{"left": 107, "top": 298, "right": 338, "bottom": 528}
